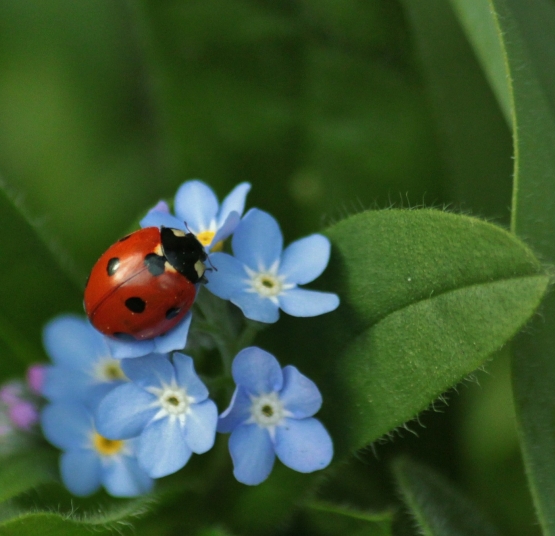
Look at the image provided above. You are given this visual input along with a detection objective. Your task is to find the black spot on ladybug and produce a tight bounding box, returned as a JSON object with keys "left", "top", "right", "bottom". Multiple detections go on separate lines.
{"left": 165, "top": 307, "right": 180, "bottom": 320}
{"left": 125, "top": 297, "right": 146, "bottom": 313}
{"left": 118, "top": 234, "right": 131, "bottom": 242}
{"left": 106, "top": 257, "right": 120, "bottom": 276}
{"left": 144, "top": 253, "right": 166, "bottom": 276}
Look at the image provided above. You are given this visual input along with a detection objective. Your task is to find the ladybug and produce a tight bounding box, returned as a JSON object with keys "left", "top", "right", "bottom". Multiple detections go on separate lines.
{"left": 84, "top": 226, "right": 207, "bottom": 341}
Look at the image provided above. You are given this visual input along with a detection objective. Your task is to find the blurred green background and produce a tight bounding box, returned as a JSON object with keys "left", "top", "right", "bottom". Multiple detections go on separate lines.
{"left": 0, "top": 0, "right": 534, "bottom": 534}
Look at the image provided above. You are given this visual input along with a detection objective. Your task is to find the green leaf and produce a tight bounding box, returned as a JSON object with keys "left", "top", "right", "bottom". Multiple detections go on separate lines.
{"left": 312, "top": 209, "right": 548, "bottom": 454}
{"left": 453, "top": 0, "right": 555, "bottom": 531}
{"left": 0, "top": 178, "right": 82, "bottom": 379}
{"left": 0, "top": 494, "right": 158, "bottom": 536}
{"left": 447, "top": 0, "right": 512, "bottom": 124}
{"left": 0, "top": 450, "right": 56, "bottom": 504}
{"left": 393, "top": 457, "right": 501, "bottom": 536}
{"left": 0, "top": 512, "right": 127, "bottom": 536}
{"left": 306, "top": 501, "right": 393, "bottom": 536}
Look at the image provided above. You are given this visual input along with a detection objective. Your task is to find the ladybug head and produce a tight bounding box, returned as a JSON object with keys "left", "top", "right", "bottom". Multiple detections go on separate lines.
{"left": 161, "top": 227, "right": 208, "bottom": 284}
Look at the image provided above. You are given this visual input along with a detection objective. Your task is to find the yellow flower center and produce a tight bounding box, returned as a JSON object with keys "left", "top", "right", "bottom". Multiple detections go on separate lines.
{"left": 102, "top": 360, "right": 126, "bottom": 381}
{"left": 196, "top": 230, "right": 216, "bottom": 247}
{"left": 93, "top": 432, "right": 124, "bottom": 456}
{"left": 94, "top": 358, "right": 127, "bottom": 384}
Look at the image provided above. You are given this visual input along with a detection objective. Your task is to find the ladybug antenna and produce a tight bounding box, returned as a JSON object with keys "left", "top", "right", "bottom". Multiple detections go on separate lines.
{"left": 206, "top": 255, "right": 217, "bottom": 272}
{"left": 183, "top": 221, "right": 193, "bottom": 234}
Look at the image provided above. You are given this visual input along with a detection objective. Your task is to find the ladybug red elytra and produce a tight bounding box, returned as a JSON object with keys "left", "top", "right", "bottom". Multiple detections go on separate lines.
{"left": 84, "top": 227, "right": 207, "bottom": 341}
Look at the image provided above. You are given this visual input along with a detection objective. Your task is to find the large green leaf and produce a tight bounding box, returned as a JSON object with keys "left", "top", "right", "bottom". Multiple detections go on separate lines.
{"left": 0, "top": 507, "right": 148, "bottom": 536}
{"left": 0, "top": 489, "right": 159, "bottom": 536}
{"left": 305, "top": 209, "right": 548, "bottom": 455}
{"left": 393, "top": 457, "right": 501, "bottom": 536}
{"left": 450, "top": 0, "right": 555, "bottom": 531}
{"left": 0, "top": 180, "right": 82, "bottom": 379}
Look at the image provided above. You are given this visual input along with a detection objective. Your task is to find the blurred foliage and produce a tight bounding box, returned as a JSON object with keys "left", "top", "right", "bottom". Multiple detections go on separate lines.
{"left": 0, "top": 0, "right": 552, "bottom": 535}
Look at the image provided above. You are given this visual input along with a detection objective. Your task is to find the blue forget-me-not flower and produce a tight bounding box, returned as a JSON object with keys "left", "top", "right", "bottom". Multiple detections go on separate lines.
{"left": 42, "top": 315, "right": 128, "bottom": 406}
{"left": 95, "top": 353, "right": 218, "bottom": 478}
{"left": 141, "top": 179, "right": 251, "bottom": 252}
{"left": 205, "top": 208, "right": 339, "bottom": 323}
{"left": 41, "top": 401, "right": 153, "bottom": 497}
{"left": 218, "top": 347, "right": 333, "bottom": 485}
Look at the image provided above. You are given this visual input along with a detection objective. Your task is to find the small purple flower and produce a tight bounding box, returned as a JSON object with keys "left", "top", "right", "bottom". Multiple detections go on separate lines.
{"left": 8, "top": 401, "right": 39, "bottom": 430}
{"left": 26, "top": 364, "right": 46, "bottom": 395}
{"left": 95, "top": 353, "right": 218, "bottom": 478}
{"left": 0, "top": 381, "right": 39, "bottom": 431}
{"left": 141, "top": 180, "right": 251, "bottom": 252}
{"left": 205, "top": 209, "right": 339, "bottom": 323}
{"left": 41, "top": 402, "right": 153, "bottom": 497}
{"left": 0, "top": 383, "right": 23, "bottom": 406}
{"left": 42, "top": 315, "right": 129, "bottom": 406}
{"left": 218, "top": 347, "right": 333, "bottom": 485}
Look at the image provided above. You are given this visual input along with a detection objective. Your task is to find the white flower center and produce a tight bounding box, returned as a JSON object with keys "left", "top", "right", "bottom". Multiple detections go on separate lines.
{"left": 249, "top": 392, "right": 287, "bottom": 428}
{"left": 94, "top": 358, "right": 126, "bottom": 383}
{"left": 252, "top": 273, "right": 283, "bottom": 297}
{"left": 244, "top": 261, "right": 294, "bottom": 301}
{"left": 160, "top": 388, "right": 190, "bottom": 415}
{"left": 148, "top": 381, "right": 193, "bottom": 422}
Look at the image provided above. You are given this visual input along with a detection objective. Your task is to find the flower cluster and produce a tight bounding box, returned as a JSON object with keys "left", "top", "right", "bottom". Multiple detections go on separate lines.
{"left": 38, "top": 180, "right": 338, "bottom": 497}
{"left": 0, "top": 369, "right": 42, "bottom": 456}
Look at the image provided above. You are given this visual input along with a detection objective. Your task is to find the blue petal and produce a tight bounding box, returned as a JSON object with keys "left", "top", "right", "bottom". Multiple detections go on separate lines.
{"left": 217, "top": 182, "right": 251, "bottom": 227}
{"left": 174, "top": 180, "right": 218, "bottom": 233}
{"left": 95, "top": 383, "right": 158, "bottom": 439}
{"left": 107, "top": 336, "right": 155, "bottom": 359}
{"left": 60, "top": 449, "right": 102, "bottom": 496}
{"left": 204, "top": 253, "right": 248, "bottom": 300}
{"left": 43, "top": 315, "right": 108, "bottom": 368}
{"left": 217, "top": 387, "right": 252, "bottom": 433}
{"left": 173, "top": 353, "right": 209, "bottom": 401}
{"left": 138, "top": 417, "right": 192, "bottom": 478}
{"left": 231, "top": 209, "right": 283, "bottom": 270}
{"left": 230, "top": 291, "right": 280, "bottom": 323}
{"left": 232, "top": 347, "right": 283, "bottom": 395}
{"left": 42, "top": 366, "right": 92, "bottom": 402}
{"left": 211, "top": 211, "right": 240, "bottom": 247}
{"left": 120, "top": 354, "right": 174, "bottom": 389}
{"left": 274, "top": 418, "right": 333, "bottom": 473}
{"left": 102, "top": 455, "right": 153, "bottom": 497}
{"left": 229, "top": 424, "right": 275, "bottom": 485}
{"left": 183, "top": 399, "right": 218, "bottom": 453}
{"left": 278, "top": 289, "right": 339, "bottom": 317}
{"left": 140, "top": 211, "right": 185, "bottom": 231}
{"left": 88, "top": 380, "right": 127, "bottom": 409}
{"left": 279, "top": 234, "right": 331, "bottom": 285}
{"left": 279, "top": 366, "right": 322, "bottom": 418}
{"left": 41, "top": 402, "right": 93, "bottom": 450}
{"left": 152, "top": 312, "right": 192, "bottom": 354}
